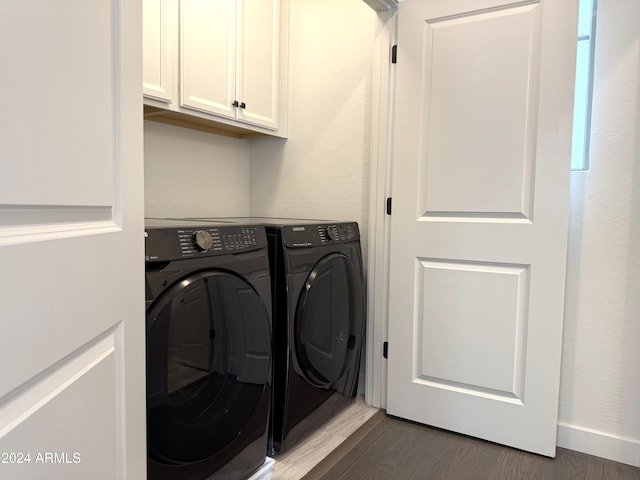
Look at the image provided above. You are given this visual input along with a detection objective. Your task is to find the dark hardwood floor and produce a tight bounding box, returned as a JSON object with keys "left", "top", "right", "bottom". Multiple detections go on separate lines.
{"left": 303, "top": 412, "right": 640, "bottom": 480}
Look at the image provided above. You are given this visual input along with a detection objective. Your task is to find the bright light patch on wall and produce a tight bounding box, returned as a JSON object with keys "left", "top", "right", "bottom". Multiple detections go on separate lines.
{"left": 571, "top": 0, "right": 597, "bottom": 171}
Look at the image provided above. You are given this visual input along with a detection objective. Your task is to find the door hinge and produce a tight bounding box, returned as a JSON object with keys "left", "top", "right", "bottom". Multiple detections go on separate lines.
{"left": 391, "top": 45, "right": 397, "bottom": 64}
{"left": 383, "top": 341, "right": 388, "bottom": 359}
{"left": 386, "top": 197, "right": 392, "bottom": 215}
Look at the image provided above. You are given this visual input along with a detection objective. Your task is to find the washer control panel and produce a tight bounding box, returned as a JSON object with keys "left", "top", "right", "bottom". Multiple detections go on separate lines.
{"left": 145, "top": 225, "right": 266, "bottom": 262}
{"left": 280, "top": 222, "right": 360, "bottom": 248}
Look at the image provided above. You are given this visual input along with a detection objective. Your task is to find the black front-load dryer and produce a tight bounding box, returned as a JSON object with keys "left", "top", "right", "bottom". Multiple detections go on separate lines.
{"left": 144, "top": 219, "right": 272, "bottom": 480}
{"left": 264, "top": 220, "right": 365, "bottom": 453}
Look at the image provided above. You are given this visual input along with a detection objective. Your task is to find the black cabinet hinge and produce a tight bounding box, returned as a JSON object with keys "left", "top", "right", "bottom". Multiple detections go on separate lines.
{"left": 383, "top": 341, "right": 388, "bottom": 359}
{"left": 391, "top": 45, "right": 397, "bottom": 64}
{"left": 386, "top": 197, "right": 392, "bottom": 215}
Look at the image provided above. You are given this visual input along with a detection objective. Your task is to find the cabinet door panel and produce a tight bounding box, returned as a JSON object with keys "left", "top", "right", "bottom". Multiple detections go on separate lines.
{"left": 143, "top": 0, "right": 178, "bottom": 105}
{"left": 181, "top": 0, "right": 236, "bottom": 118}
{"left": 237, "top": 0, "right": 279, "bottom": 130}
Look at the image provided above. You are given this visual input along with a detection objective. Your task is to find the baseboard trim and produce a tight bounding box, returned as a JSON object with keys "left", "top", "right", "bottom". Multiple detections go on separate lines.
{"left": 557, "top": 422, "right": 640, "bottom": 467}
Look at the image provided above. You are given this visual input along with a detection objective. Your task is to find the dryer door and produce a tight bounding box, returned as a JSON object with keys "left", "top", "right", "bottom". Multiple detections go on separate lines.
{"left": 294, "top": 252, "right": 364, "bottom": 392}
{"left": 146, "top": 270, "right": 271, "bottom": 464}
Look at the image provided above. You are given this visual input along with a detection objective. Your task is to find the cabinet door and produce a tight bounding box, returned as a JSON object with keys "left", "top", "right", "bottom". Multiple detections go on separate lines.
{"left": 181, "top": 0, "right": 236, "bottom": 119}
{"left": 143, "top": 0, "right": 178, "bottom": 106}
{"left": 237, "top": 0, "right": 280, "bottom": 130}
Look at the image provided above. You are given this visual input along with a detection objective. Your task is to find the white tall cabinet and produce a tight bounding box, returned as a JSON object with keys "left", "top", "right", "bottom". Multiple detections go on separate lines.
{"left": 143, "top": 0, "right": 288, "bottom": 138}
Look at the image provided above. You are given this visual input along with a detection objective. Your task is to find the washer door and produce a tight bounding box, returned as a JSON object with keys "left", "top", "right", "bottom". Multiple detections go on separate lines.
{"left": 294, "top": 252, "right": 364, "bottom": 389}
{"left": 146, "top": 270, "right": 271, "bottom": 465}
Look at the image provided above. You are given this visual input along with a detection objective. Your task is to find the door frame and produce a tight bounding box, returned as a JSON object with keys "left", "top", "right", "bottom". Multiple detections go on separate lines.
{"left": 365, "top": 7, "right": 396, "bottom": 410}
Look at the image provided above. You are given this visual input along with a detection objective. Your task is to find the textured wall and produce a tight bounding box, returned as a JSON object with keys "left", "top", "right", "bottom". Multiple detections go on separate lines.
{"left": 144, "top": 121, "right": 251, "bottom": 218}
{"left": 559, "top": 0, "right": 640, "bottom": 465}
{"left": 249, "top": 0, "right": 376, "bottom": 261}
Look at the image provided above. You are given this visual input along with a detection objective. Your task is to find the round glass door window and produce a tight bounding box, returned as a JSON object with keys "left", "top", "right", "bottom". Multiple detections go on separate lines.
{"left": 294, "top": 253, "right": 362, "bottom": 388}
{"left": 146, "top": 271, "right": 271, "bottom": 464}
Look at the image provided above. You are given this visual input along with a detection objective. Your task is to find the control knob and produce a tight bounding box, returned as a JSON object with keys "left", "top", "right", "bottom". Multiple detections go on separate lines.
{"left": 193, "top": 230, "right": 213, "bottom": 251}
{"left": 325, "top": 225, "right": 338, "bottom": 241}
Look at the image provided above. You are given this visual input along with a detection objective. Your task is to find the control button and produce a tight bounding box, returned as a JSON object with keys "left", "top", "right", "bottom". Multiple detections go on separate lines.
{"left": 326, "top": 225, "right": 338, "bottom": 241}
{"left": 193, "top": 230, "right": 214, "bottom": 251}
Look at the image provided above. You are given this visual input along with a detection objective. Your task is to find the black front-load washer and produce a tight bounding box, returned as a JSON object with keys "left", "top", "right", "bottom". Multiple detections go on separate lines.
{"left": 144, "top": 219, "right": 272, "bottom": 480}
{"left": 263, "top": 220, "right": 365, "bottom": 453}
{"left": 180, "top": 217, "right": 366, "bottom": 454}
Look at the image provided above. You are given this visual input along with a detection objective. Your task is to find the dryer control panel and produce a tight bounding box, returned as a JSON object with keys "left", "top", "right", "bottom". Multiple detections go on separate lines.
{"left": 279, "top": 222, "right": 360, "bottom": 248}
{"left": 145, "top": 225, "right": 267, "bottom": 262}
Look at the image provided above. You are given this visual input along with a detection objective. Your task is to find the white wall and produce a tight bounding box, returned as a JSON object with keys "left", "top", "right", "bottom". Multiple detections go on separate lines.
{"left": 144, "top": 121, "right": 251, "bottom": 218}
{"left": 558, "top": 0, "right": 640, "bottom": 466}
{"left": 249, "top": 0, "right": 376, "bottom": 261}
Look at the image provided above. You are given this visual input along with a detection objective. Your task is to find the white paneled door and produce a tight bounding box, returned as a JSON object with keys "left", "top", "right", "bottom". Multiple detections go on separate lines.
{"left": 0, "top": 1, "right": 145, "bottom": 479}
{"left": 387, "top": 0, "right": 578, "bottom": 456}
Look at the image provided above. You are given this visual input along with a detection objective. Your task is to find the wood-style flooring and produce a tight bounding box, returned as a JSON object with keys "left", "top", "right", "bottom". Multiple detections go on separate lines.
{"left": 302, "top": 413, "right": 640, "bottom": 480}
{"left": 248, "top": 393, "right": 379, "bottom": 480}
{"left": 247, "top": 393, "right": 639, "bottom": 480}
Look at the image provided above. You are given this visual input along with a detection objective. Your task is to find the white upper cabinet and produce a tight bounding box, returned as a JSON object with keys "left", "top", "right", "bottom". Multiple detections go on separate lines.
{"left": 181, "top": 0, "right": 236, "bottom": 120}
{"left": 143, "top": 0, "right": 178, "bottom": 105}
{"left": 143, "top": 0, "right": 287, "bottom": 137}
{"left": 236, "top": 0, "right": 280, "bottom": 129}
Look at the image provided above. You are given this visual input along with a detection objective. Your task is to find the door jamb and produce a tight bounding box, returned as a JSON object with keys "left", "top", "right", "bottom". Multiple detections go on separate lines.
{"left": 365, "top": 9, "right": 397, "bottom": 409}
